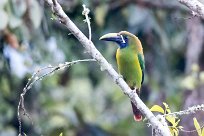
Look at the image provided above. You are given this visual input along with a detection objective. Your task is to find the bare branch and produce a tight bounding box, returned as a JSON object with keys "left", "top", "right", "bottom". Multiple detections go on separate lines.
{"left": 179, "top": 0, "right": 204, "bottom": 18}
{"left": 18, "top": 59, "right": 95, "bottom": 135}
{"left": 164, "top": 104, "right": 204, "bottom": 118}
{"left": 153, "top": 115, "right": 170, "bottom": 136}
{"left": 44, "top": 0, "right": 171, "bottom": 135}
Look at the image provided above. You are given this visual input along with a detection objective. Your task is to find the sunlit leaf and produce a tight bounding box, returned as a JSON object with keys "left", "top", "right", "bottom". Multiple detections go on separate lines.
{"left": 169, "top": 127, "right": 178, "bottom": 136}
{"left": 202, "top": 128, "right": 204, "bottom": 136}
{"left": 163, "top": 102, "right": 171, "bottom": 114}
{"left": 173, "top": 128, "right": 179, "bottom": 136}
{"left": 169, "top": 128, "right": 174, "bottom": 135}
{"left": 174, "top": 119, "right": 180, "bottom": 127}
{"left": 150, "top": 105, "right": 164, "bottom": 114}
{"left": 193, "top": 117, "right": 202, "bottom": 136}
{"left": 166, "top": 115, "right": 175, "bottom": 126}
{"left": 59, "top": 133, "right": 63, "bottom": 136}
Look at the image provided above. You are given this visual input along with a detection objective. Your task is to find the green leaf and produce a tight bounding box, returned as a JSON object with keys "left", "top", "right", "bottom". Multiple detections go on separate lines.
{"left": 169, "top": 127, "right": 174, "bottom": 135}
{"left": 193, "top": 117, "right": 202, "bottom": 136}
{"left": 59, "top": 133, "right": 63, "bottom": 136}
{"left": 163, "top": 102, "right": 171, "bottom": 114}
{"left": 150, "top": 105, "right": 164, "bottom": 114}
{"left": 174, "top": 119, "right": 181, "bottom": 127}
{"left": 173, "top": 128, "right": 179, "bottom": 136}
{"left": 202, "top": 128, "right": 204, "bottom": 136}
{"left": 166, "top": 115, "right": 176, "bottom": 126}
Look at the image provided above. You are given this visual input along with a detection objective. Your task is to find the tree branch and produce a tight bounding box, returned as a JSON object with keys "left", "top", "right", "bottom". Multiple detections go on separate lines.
{"left": 164, "top": 104, "right": 204, "bottom": 117}
{"left": 17, "top": 59, "right": 95, "bottom": 135}
{"left": 44, "top": 0, "right": 171, "bottom": 135}
{"left": 178, "top": 0, "right": 204, "bottom": 18}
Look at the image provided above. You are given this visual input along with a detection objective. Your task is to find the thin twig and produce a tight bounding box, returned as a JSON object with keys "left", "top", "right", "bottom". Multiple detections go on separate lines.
{"left": 162, "top": 104, "right": 204, "bottom": 135}
{"left": 163, "top": 104, "right": 204, "bottom": 118}
{"left": 82, "top": 4, "right": 92, "bottom": 40}
{"left": 180, "top": 124, "right": 204, "bottom": 133}
{"left": 18, "top": 59, "right": 95, "bottom": 135}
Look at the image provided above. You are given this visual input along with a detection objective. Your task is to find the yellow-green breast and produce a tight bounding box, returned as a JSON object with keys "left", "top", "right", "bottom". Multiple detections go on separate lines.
{"left": 116, "top": 47, "right": 143, "bottom": 89}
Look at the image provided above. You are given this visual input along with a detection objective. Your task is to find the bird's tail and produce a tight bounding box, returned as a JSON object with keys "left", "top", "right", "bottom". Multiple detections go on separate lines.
{"left": 131, "top": 101, "right": 142, "bottom": 121}
{"left": 130, "top": 88, "right": 142, "bottom": 121}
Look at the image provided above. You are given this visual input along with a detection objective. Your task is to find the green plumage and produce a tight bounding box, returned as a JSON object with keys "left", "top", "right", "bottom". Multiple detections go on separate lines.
{"left": 100, "top": 31, "right": 145, "bottom": 121}
{"left": 116, "top": 32, "right": 144, "bottom": 90}
{"left": 116, "top": 47, "right": 142, "bottom": 88}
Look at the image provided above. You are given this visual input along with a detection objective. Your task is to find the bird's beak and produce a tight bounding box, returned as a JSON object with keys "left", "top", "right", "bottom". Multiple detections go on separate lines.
{"left": 99, "top": 33, "right": 121, "bottom": 42}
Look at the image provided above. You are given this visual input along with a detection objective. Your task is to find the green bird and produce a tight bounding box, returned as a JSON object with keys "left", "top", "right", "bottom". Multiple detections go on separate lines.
{"left": 100, "top": 31, "right": 145, "bottom": 121}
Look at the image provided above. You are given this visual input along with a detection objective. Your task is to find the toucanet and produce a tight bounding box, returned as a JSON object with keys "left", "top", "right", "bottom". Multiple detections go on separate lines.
{"left": 100, "top": 31, "right": 145, "bottom": 121}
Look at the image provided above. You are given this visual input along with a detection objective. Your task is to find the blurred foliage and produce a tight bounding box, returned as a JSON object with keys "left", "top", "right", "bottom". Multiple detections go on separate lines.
{"left": 0, "top": 0, "right": 204, "bottom": 136}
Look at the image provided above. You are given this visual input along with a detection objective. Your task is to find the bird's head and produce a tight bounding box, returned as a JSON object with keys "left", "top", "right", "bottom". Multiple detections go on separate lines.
{"left": 99, "top": 31, "right": 132, "bottom": 49}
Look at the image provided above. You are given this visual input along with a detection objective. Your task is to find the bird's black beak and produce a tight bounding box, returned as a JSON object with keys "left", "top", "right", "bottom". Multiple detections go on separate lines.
{"left": 99, "top": 33, "right": 122, "bottom": 43}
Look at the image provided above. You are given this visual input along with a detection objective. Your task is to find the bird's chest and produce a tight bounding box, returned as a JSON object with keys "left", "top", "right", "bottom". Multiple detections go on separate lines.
{"left": 116, "top": 49, "right": 142, "bottom": 88}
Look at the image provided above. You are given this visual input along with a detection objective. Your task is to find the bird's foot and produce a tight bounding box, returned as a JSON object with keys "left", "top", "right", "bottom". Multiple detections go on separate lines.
{"left": 130, "top": 88, "right": 136, "bottom": 94}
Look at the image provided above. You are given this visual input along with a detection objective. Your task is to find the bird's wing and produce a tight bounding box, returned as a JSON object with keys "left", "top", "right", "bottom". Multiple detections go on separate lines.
{"left": 138, "top": 53, "right": 145, "bottom": 84}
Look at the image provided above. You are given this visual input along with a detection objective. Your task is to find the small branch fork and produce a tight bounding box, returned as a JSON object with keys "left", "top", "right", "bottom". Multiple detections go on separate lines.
{"left": 17, "top": 59, "right": 95, "bottom": 135}
{"left": 43, "top": 0, "right": 171, "bottom": 136}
